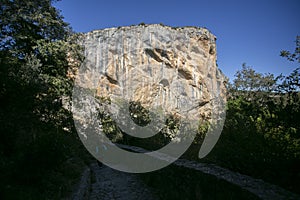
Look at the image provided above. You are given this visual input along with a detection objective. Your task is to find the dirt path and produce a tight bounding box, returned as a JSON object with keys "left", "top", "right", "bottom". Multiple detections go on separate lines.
{"left": 88, "top": 163, "right": 157, "bottom": 200}
{"left": 71, "top": 144, "right": 300, "bottom": 200}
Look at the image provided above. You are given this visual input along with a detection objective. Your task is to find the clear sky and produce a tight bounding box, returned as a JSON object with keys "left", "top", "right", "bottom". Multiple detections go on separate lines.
{"left": 54, "top": 0, "right": 300, "bottom": 81}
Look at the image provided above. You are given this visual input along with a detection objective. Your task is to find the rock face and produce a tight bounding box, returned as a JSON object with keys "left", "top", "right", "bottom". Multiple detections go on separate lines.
{"left": 77, "top": 24, "right": 226, "bottom": 122}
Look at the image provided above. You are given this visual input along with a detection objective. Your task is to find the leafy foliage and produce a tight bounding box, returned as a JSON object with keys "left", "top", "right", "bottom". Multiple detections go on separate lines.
{"left": 202, "top": 38, "right": 300, "bottom": 193}
{"left": 0, "top": 0, "right": 85, "bottom": 199}
{"left": 280, "top": 36, "right": 300, "bottom": 63}
{"left": 232, "top": 63, "right": 276, "bottom": 93}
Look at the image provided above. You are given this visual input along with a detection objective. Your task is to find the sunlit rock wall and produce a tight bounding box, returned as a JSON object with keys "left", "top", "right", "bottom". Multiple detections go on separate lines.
{"left": 77, "top": 24, "right": 226, "bottom": 121}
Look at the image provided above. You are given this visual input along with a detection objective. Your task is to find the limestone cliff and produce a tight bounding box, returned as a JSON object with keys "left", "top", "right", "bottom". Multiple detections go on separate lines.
{"left": 76, "top": 24, "right": 226, "bottom": 123}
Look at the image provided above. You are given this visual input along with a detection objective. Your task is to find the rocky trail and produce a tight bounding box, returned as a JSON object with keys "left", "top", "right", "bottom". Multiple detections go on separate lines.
{"left": 88, "top": 163, "right": 157, "bottom": 200}
{"left": 71, "top": 162, "right": 158, "bottom": 200}
{"left": 71, "top": 144, "right": 300, "bottom": 200}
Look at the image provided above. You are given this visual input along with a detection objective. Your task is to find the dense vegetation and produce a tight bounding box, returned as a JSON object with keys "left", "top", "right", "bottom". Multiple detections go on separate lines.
{"left": 190, "top": 38, "right": 300, "bottom": 193}
{"left": 155, "top": 39, "right": 299, "bottom": 194}
{"left": 0, "top": 0, "right": 89, "bottom": 199}
{"left": 1, "top": 0, "right": 299, "bottom": 198}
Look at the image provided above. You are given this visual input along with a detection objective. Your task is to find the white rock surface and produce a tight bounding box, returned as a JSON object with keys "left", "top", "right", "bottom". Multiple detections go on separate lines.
{"left": 77, "top": 24, "right": 227, "bottom": 122}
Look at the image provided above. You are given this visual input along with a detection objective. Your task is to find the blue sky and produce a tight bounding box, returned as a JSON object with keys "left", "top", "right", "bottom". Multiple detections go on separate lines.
{"left": 54, "top": 0, "right": 299, "bottom": 81}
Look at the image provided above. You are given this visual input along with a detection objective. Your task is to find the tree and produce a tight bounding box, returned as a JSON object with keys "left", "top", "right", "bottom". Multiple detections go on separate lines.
{"left": 280, "top": 36, "right": 300, "bottom": 63}
{"left": 0, "top": 1, "right": 83, "bottom": 197}
{"left": 0, "top": 0, "right": 83, "bottom": 128}
{"left": 221, "top": 43, "right": 300, "bottom": 193}
{"left": 278, "top": 36, "right": 300, "bottom": 92}
{"left": 232, "top": 63, "right": 276, "bottom": 93}
{"left": 229, "top": 63, "right": 277, "bottom": 112}
{"left": 277, "top": 36, "right": 300, "bottom": 133}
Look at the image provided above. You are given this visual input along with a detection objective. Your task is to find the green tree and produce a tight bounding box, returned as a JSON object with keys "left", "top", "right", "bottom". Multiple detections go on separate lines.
{"left": 280, "top": 36, "right": 300, "bottom": 63}
{"left": 0, "top": 0, "right": 83, "bottom": 127}
{"left": 218, "top": 38, "right": 300, "bottom": 193}
{"left": 278, "top": 36, "right": 300, "bottom": 92}
{"left": 0, "top": 0, "right": 83, "bottom": 198}
{"left": 231, "top": 63, "right": 276, "bottom": 96}
{"left": 277, "top": 36, "right": 300, "bottom": 135}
